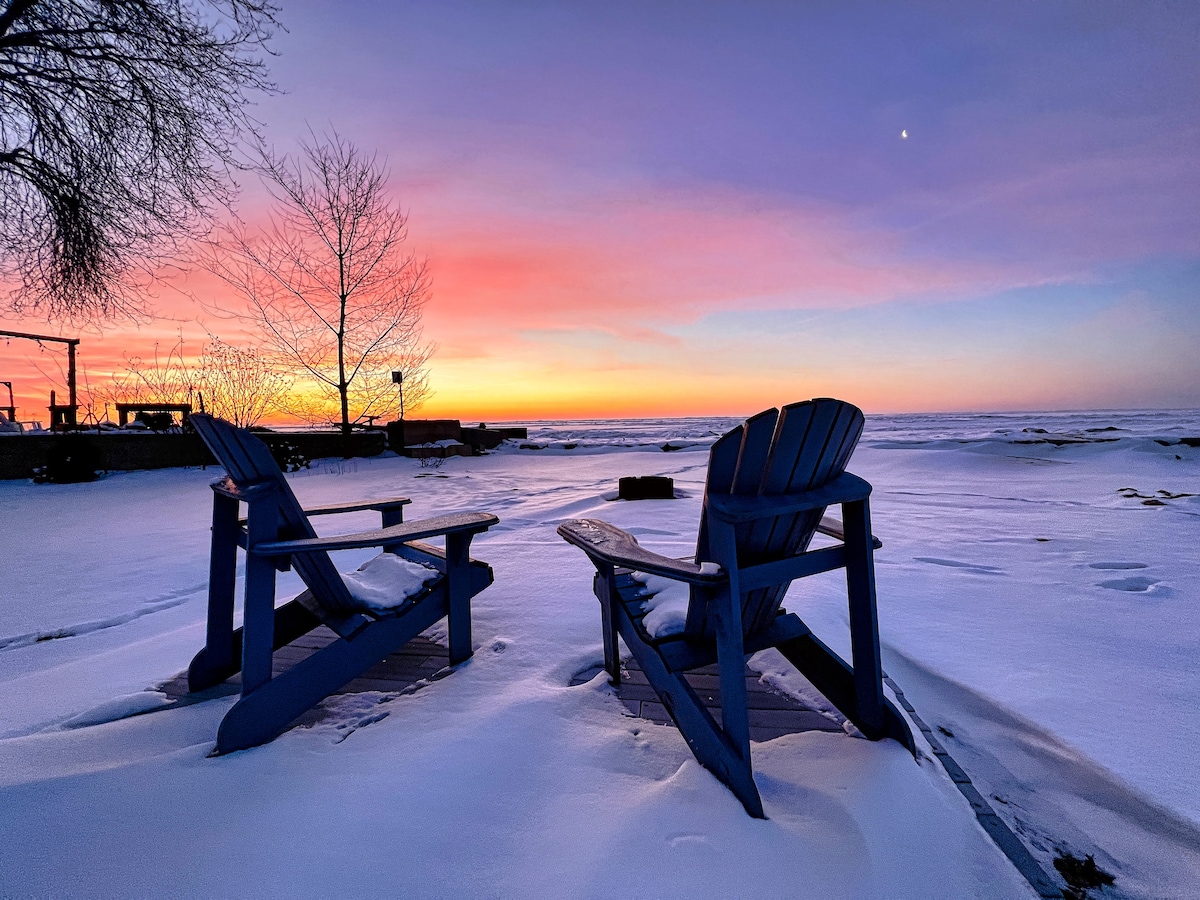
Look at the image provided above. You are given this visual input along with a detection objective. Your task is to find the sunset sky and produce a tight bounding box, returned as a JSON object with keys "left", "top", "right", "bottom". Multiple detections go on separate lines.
{"left": 3, "top": 1, "right": 1199, "bottom": 421}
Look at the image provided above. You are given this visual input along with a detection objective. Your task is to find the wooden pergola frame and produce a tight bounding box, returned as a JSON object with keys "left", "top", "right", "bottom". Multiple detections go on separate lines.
{"left": 0, "top": 330, "right": 81, "bottom": 428}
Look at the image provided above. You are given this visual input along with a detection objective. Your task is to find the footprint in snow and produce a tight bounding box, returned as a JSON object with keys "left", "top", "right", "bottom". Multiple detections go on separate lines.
{"left": 1098, "top": 576, "right": 1160, "bottom": 593}
{"left": 667, "top": 833, "right": 708, "bottom": 848}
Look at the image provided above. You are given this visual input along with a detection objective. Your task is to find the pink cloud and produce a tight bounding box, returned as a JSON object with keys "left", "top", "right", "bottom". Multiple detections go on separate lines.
{"left": 410, "top": 177, "right": 1045, "bottom": 358}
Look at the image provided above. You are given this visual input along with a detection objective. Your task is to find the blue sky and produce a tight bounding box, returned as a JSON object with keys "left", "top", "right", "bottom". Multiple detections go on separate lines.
{"left": 12, "top": 1, "right": 1196, "bottom": 418}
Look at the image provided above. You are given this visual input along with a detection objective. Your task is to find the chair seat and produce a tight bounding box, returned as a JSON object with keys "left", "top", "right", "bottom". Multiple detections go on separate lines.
{"left": 341, "top": 553, "right": 442, "bottom": 611}
{"left": 627, "top": 570, "right": 691, "bottom": 638}
{"left": 616, "top": 568, "right": 792, "bottom": 654}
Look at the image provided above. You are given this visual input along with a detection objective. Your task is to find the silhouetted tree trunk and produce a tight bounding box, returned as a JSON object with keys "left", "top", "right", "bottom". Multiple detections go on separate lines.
{"left": 0, "top": 0, "right": 279, "bottom": 321}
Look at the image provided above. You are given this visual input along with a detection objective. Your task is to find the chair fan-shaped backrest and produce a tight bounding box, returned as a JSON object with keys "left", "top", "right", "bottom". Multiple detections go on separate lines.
{"left": 191, "top": 414, "right": 359, "bottom": 614}
{"left": 686, "top": 399, "right": 865, "bottom": 637}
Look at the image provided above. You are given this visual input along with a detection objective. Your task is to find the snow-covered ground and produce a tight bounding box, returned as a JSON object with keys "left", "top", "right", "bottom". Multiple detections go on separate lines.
{"left": 1, "top": 410, "right": 1198, "bottom": 899}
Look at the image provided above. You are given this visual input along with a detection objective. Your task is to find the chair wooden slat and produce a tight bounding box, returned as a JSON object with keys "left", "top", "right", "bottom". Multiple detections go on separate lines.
{"left": 730, "top": 408, "right": 779, "bottom": 496}
{"left": 749, "top": 400, "right": 865, "bottom": 631}
{"left": 726, "top": 408, "right": 787, "bottom": 631}
{"left": 738, "top": 401, "right": 820, "bottom": 630}
{"left": 686, "top": 424, "right": 746, "bottom": 635}
{"left": 704, "top": 423, "right": 745, "bottom": 497}
{"left": 193, "top": 416, "right": 363, "bottom": 615}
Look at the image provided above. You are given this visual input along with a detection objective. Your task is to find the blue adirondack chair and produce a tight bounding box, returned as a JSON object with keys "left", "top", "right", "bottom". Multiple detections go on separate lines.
{"left": 188, "top": 414, "right": 499, "bottom": 753}
{"left": 558, "top": 399, "right": 914, "bottom": 817}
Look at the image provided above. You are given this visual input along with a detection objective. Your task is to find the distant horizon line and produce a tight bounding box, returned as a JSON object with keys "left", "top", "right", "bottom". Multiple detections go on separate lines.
{"left": 383, "top": 405, "right": 1200, "bottom": 427}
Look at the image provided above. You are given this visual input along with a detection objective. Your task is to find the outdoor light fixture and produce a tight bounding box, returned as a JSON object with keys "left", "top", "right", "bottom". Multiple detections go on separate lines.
{"left": 392, "top": 370, "right": 406, "bottom": 420}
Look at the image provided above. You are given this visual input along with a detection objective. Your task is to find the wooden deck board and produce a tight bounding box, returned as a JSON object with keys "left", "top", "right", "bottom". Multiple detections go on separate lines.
{"left": 569, "top": 656, "right": 846, "bottom": 742}
{"left": 160, "top": 629, "right": 843, "bottom": 746}
{"left": 159, "top": 629, "right": 451, "bottom": 705}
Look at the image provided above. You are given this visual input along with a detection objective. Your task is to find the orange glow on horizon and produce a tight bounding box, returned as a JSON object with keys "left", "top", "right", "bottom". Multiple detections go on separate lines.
{"left": 2, "top": 157, "right": 1192, "bottom": 424}
{"left": 4, "top": 4, "right": 1199, "bottom": 427}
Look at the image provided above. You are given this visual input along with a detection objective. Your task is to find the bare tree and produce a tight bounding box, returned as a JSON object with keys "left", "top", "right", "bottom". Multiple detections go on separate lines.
{"left": 199, "top": 336, "right": 291, "bottom": 427}
{"left": 104, "top": 333, "right": 196, "bottom": 410}
{"left": 206, "top": 133, "right": 434, "bottom": 435}
{"left": 98, "top": 333, "right": 288, "bottom": 427}
{"left": 0, "top": 0, "right": 280, "bottom": 321}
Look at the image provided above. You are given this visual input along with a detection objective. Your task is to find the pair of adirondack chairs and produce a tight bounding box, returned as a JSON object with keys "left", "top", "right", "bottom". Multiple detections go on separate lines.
{"left": 187, "top": 400, "right": 911, "bottom": 818}
{"left": 558, "top": 398, "right": 914, "bottom": 817}
{"left": 188, "top": 414, "right": 498, "bottom": 754}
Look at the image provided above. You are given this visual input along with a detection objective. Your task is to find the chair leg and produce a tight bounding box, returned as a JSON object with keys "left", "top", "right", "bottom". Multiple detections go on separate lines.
{"left": 594, "top": 563, "right": 622, "bottom": 684}
{"left": 613, "top": 599, "right": 764, "bottom": 817}
{"left": 206, "top": 494, "right": 239, "bottom": 657}
{"left": 774, "top": 631, "right": 915, "bottom": 753}
{"left": 190, "top": 492, "right": 240, "bottom": 692}
{"left": 241, "top": 501, "right": 279, "bottom": 695}
{"left": 712, "top": 584, "right": 752, "bottom": 764}
{"left": 446, "top": 533, "right": 473, "bottom": 665}
{"left": 842, "top": 499, "right": 885, "bottom": 738}
{"left": 214, "top": 592, "right": 447, "bottom": 754}
{"left": 640, "top": 652, "right": 763, "bottom": 817}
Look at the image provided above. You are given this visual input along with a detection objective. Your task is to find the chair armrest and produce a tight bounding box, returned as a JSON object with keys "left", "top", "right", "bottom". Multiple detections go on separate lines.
{"left": 210, "top": 475, "right": 275, "bottom": 504}
{"left": 302, "top": 497, "right": 411, "bottom": 517}
{"left": 212, "top": 475, "right": 410, "bottom": 523}
{"left": 706, "top": 472, "right": 872, "bottom": 523}
{"left": 557, "top": 519, "right": 726, "bottom": 586}
{"left": 240, "top": 496, "right": 417, "bottom": 532}
{"left": 239, "top": 496, "right": 413, "bottom": 529}
{"left": 211, "top": 476, "right": 409, "bottom": 518}
{"left": 253, "top": 511, "right": 498, "bottom": 556}
{"left": 816, "top": 515, "right": 883, "bottom": 550}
